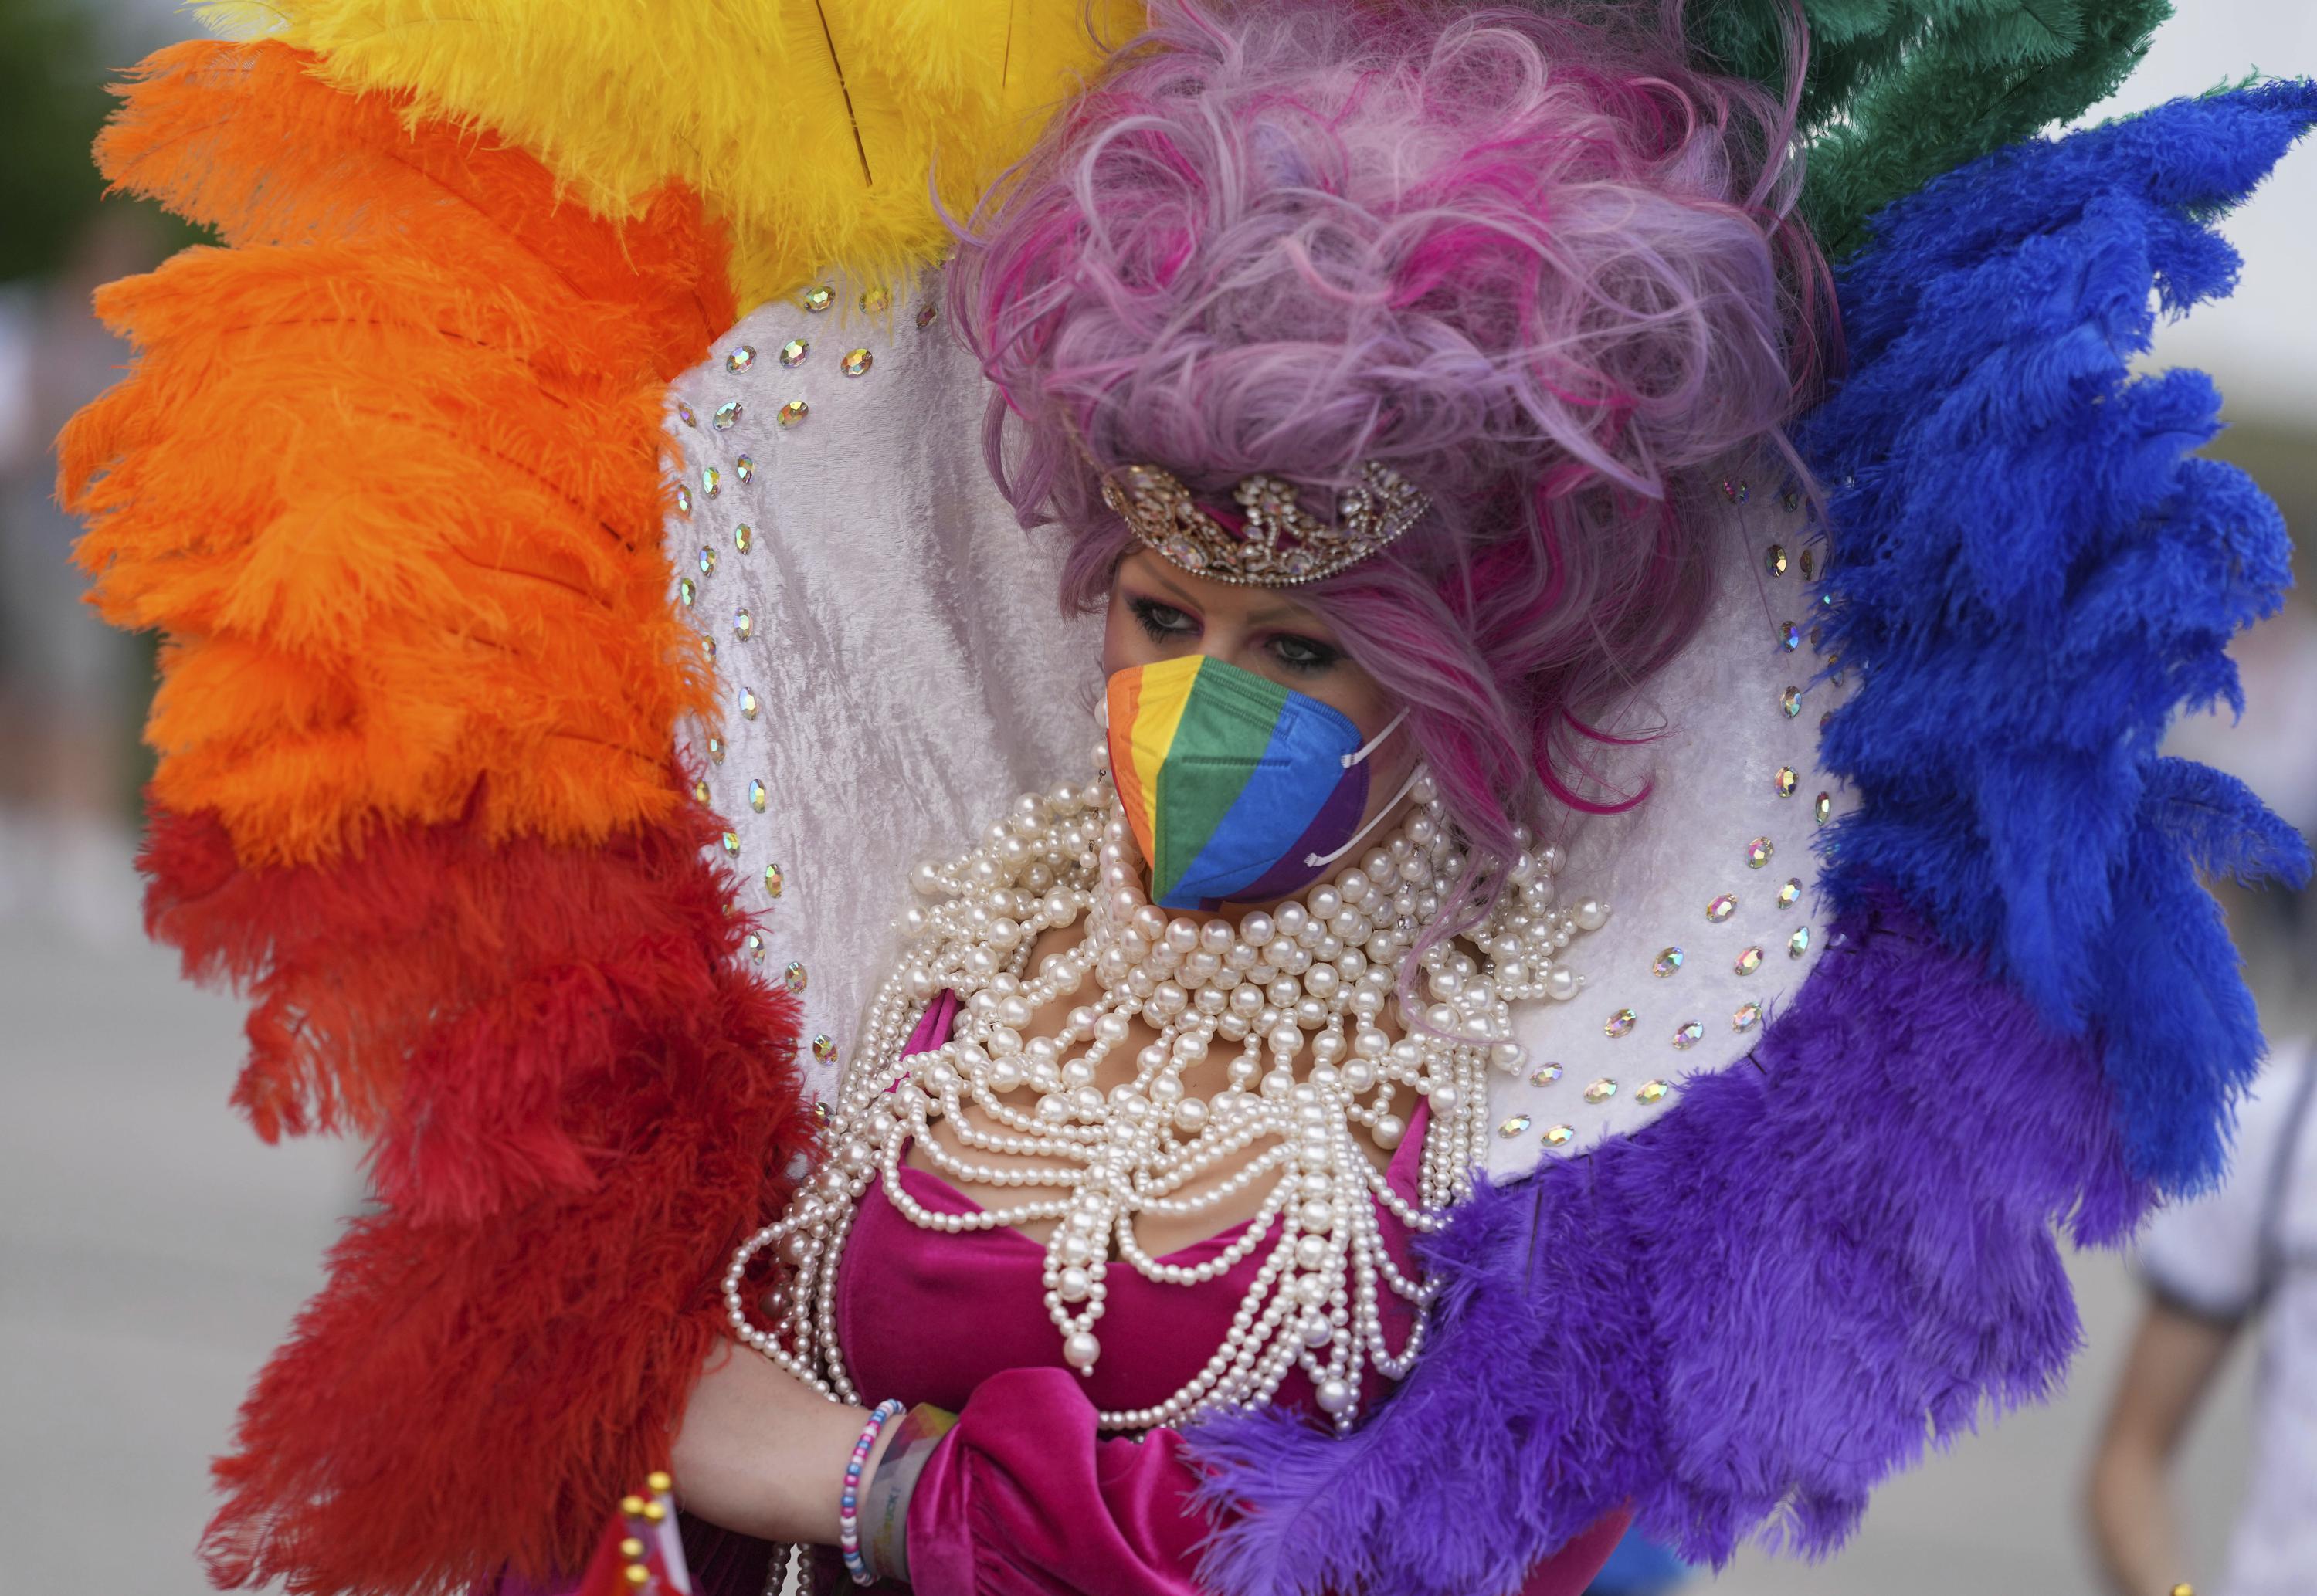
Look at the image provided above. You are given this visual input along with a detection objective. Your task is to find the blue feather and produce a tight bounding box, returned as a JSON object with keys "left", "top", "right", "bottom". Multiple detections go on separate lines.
{"left": 1806, "top": 81, "right": 2317, "bottom": 1192}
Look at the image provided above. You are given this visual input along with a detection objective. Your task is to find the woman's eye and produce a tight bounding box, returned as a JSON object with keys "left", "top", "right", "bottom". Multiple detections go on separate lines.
{"left": 1129, "top": 598, "right": 1197, "bottom": 640}
{"left": 1270, "top": 635, "right": 1340, "bottom": 673}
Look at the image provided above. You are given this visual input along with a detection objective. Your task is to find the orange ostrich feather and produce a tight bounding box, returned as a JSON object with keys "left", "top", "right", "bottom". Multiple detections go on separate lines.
{"left": 62, "top": 41, "right": 736, "bottom": 869}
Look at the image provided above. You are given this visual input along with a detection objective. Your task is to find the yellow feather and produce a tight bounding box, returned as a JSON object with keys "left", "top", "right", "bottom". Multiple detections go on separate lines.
{"left": 194, "top": 0, "right": 1144, "bottom": 311}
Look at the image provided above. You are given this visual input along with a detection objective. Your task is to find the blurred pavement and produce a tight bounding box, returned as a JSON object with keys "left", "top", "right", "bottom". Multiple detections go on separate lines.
{"left": 2, "top": 898, "right": 364, "bottom": 1594}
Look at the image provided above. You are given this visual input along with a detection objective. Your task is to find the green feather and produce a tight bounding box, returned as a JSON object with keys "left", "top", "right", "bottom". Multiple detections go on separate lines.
{"left": 1684, "top": 0, "right": 2172, "bottom": 256}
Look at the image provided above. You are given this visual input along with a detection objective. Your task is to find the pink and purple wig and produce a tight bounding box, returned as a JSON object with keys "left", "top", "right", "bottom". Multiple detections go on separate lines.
{"left": 951, "top": 0, "right": 1830, "bottom": 882}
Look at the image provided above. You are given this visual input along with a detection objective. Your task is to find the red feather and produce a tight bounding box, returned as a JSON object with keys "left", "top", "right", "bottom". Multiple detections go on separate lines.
{"left": 144, "top": 801, "right": 812, "bottom": 1592}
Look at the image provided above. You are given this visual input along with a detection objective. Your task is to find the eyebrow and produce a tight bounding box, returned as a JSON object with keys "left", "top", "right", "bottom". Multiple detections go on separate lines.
{"left": 1140, "top": 567, "right": 1321, "bottom": 630}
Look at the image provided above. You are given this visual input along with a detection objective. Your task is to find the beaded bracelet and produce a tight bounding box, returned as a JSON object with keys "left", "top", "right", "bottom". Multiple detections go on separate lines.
{"left": 861, "top": 1403, "right": 958, "bottom": 1588}
{"left": 839, "top": 1399, "right": 906, "bottom": 1586}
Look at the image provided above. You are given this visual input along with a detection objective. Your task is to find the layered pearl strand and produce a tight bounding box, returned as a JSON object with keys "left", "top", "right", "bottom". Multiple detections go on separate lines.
{"left": 726, "top": 750, "right": 1605, "bottom": 1434}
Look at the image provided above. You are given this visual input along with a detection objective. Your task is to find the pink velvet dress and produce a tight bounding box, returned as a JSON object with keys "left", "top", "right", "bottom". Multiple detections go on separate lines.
{"left": 592, "top": 993, "right": 1629, "bottom": 1595}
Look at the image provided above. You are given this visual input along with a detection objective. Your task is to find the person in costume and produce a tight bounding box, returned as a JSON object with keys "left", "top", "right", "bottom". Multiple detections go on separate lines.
{"left": 54, "top": 1, "right": 2314, "bottom": 1594}
{"left": 650, "top": 11, "right": 1827, "bottom": 1589}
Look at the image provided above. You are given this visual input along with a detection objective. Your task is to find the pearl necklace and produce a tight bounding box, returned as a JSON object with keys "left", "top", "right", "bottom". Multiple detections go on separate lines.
{"left": 725, "top": 751, "right": 1604, "bottom": 1432}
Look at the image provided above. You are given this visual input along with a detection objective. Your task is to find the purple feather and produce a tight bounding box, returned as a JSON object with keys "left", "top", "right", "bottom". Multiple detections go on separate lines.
{"left": 1186, "top": 900, "right": 2146, "bottom": 1596}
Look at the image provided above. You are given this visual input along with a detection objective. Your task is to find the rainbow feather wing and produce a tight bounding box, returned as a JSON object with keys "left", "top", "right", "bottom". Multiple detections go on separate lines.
{"left": 61, "top": 2, "right": 2315, "bottom": 1593}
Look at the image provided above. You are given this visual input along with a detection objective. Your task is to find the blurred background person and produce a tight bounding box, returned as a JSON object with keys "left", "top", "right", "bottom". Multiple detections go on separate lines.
{"left": 2085, "top": 1038, "right": 2316, "bottom": 1596}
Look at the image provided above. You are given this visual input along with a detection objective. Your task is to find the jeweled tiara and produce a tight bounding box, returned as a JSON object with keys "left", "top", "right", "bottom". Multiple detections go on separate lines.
{"left": 1101, "top": 459, "right": 1430, "bottom": 587}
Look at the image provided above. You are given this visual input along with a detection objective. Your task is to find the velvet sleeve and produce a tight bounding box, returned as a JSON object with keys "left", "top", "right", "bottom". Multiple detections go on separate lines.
{"left": 902, "top": 1366, "right": 1629, "bottom": 1596}
{"left": 903, "top": 1368, "right": 1208, "bottom": 1596}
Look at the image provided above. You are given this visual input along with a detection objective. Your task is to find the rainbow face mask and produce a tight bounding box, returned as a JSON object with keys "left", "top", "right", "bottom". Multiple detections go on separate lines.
{"left": 1105, "top": 655, "right": 1404, "bottom": 910}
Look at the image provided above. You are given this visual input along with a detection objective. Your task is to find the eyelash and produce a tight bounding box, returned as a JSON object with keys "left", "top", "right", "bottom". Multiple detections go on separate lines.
{"left": 1128, "top": 598, "right": 1341, "bottom": 674}
{"left": 1128, "top": 597, "right": 1198, "bottom": 642}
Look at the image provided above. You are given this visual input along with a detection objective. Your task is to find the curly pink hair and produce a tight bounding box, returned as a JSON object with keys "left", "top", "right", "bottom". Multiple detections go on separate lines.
{"left": 952, "top": 0, "right": 1830, "bottom": 883}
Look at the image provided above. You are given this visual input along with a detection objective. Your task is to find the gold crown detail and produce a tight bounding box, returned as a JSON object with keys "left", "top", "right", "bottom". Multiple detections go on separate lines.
{"left": 1101, "top": 460, "right": 1430, "bottom": 587}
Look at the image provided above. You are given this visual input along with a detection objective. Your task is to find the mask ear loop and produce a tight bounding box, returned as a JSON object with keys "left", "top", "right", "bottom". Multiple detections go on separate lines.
{"left": 1340, "top": 708, "right": 1408, "bottom": 769}
{"left": 1304, "top": 759, "right": 1426, "bottom": 870}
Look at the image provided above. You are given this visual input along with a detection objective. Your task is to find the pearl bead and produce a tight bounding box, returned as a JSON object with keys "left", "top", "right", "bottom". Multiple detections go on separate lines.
{"left": 1315, "top": 1378, "right": 1355, "bottom": 1415}
{"left": 1064, "top": 1333, "right": 1101, "bottom": 1369}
